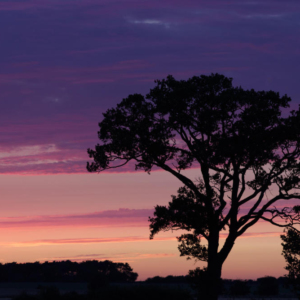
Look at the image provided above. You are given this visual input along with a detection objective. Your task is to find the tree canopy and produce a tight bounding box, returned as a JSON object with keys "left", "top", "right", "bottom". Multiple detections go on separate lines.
{"left": 281, "top": 225, "right": 300, "bottom": 297}
{"left": 88, "top": 74, "right": 300, "bottom": 300}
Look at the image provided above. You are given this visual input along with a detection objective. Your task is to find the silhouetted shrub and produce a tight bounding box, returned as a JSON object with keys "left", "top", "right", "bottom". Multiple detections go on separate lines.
{"left": 229, "top": 280, "right": 250, "bottom": 296}
{"left": 187, "top": 267, "right": 207, "bottom": 289}
{"left": 87, "top": 272, "right": 110, "bottom": 292}
{"left": 256, "top": 276, "right": 279, "bottom": 295}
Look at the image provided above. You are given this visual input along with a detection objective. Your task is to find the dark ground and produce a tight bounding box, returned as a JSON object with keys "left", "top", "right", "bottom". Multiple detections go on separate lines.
{"left": 0, "top": 281, "right": 297, "bottom": 300}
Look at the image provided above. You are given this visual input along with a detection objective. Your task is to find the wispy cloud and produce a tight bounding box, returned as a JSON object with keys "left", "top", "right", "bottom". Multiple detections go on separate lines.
{"left": 132, "top": 19, "right": 162, "bottom": 25}
{"left": 0, "top": 144, "right": 57, "bottom": 160}
{"left": 129, "top": 18, "right": 170, "bottom": 29}
{"left": 242, "top": 13, "right": 285, "bottom": 19}
{"left": 0, "top": 208, "right": 153, "bottom": 229}
{"left": 6, "top": 231, "right": 283, "bottom": 247}
{"left": 0, "top": 204, "right": 291, "bottom": 232}
{"left": 8, "top": 236, "right": 175, "bottom": 247}
{"left": 0, "top": 144, "right": 87, "bottom": 174}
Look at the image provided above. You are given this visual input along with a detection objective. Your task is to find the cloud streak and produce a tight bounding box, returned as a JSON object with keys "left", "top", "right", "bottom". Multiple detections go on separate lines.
{"left": 0, "top": 208, "right": 153, "bottom": 229}
{"left": 9, "top": 236, "right": 175, "bottom": 247}
{"left": 6, "top": 231, "right": 283, "bottom": 248}
{"left": 0, "top": 204, "right": 294, "bottom": 230}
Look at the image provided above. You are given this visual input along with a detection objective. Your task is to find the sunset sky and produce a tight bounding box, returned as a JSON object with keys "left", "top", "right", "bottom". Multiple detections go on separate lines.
{"left": 1, "top": 0, "right": 300, "bottom": 280}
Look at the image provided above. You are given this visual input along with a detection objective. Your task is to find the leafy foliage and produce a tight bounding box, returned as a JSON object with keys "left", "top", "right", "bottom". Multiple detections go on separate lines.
{"left": 150, "top": 184, "right": 209, "bottom": 261}
{"left": 281, "top": 225, "right": 300, "bottom": 297}
{"left": 177, "top": 234, "right": 208, "bottom": 262}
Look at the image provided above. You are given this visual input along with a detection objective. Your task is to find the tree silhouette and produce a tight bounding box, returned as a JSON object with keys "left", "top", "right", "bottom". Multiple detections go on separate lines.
{"left": 87, "top": 74, "right": 300, "bottom": 300}
{"left": 281, "top": 225, "right": 300, "bottom": 298}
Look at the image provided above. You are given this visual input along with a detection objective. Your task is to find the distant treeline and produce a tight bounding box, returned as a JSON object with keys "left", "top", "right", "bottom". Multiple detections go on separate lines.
{"left": 0, "top": 260, "right": 138, "bottom": 283}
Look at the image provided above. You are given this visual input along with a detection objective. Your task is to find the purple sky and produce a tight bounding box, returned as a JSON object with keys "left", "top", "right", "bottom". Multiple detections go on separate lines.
{"left": 1, "top": 0, "right": 300, "bottom": 174}
{"left": 1, "top": 0, "right": 300, "bottom": 280}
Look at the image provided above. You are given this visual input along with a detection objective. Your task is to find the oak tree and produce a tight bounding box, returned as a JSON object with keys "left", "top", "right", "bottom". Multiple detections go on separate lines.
{"left": 88, "top": 74, "right": 300, "bottom": 300}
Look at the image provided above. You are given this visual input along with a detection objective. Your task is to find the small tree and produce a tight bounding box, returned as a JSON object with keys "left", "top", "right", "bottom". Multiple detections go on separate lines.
{"left": 281, "top": 224, "right": 300, "bottom": 298}
{"left": 88, "top": 74, "right": 300, "bottom": 300}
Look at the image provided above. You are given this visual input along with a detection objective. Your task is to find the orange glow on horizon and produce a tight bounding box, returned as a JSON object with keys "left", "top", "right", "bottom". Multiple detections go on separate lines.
{"left": 0, "top": 173, "right": 291, "bottom": 280}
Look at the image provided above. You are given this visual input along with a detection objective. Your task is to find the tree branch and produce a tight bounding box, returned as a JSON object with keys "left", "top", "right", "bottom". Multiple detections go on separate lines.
{"left": 238, "top": 194, "right": 300, "bottom": 236}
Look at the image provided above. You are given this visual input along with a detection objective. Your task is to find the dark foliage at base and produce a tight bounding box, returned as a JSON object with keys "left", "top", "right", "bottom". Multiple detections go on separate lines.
{"left": 13, "top": 287, "right": 85, "bottom": 300}
{"left": 145, "top": 274, "right": 291, "bottom": 296}
{"left": 256, "top": 276, "right": 279, "bottom": 295}
{"left": 228, "top": 280, "right": 250, "bottom": 296}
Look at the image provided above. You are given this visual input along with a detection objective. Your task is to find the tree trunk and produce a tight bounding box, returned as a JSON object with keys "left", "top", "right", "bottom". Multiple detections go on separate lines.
{"left": 195, "top": 232, "right": 237, "bottom": 300}
{"left": 196, "top": 230, "right": 222, "bottom": 300}
{"left": 196, "top": 260, "right": 222, "bottom": 300}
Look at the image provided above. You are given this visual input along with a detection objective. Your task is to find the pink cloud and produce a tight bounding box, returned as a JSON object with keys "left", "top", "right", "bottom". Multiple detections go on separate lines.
{"left": 6, "top": 231, "right": 283, "bottom": 248}
{"left": 0, "top": 160, "right": 87, "bottom": 175}
{"left": 0, "top": 113, "right": 99, "bottom": 174}
{"left": 0, "top": 208, "right": 154, "bottom": 229}
{"left": 0, "top": 149, "right": 82, "bottom": 165}
{"left": 9, "top": 236, "right": 176, "bottom": 247}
